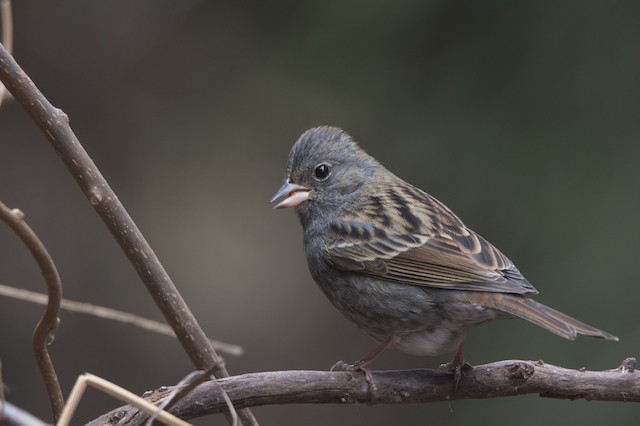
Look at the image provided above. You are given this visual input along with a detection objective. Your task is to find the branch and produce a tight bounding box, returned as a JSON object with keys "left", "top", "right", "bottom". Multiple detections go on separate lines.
{"left": 0, "top": 0, "right": 13, "bottom": 106}
{"left": 88, "top": 358, "right": 639, "bottom": 425}
{"left": 0, "top": 1, "right": 12, "bottom": 55}
{"left": 0, "top": 37, "right": 256, "bottom": 426}
{"left": 0, "top": 203, "right": 64, "bottom": 421}
{"left": 58, "top": 373, "right": 190, "bottom": 426}
{"left": 0, "top": 283, "right": 243, "bottom": 356}
{"left": 0, "top": 401, "right": 50, "bottom": 426}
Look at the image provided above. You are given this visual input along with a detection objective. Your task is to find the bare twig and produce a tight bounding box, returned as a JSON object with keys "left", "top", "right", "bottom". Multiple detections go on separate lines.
{"left": 0, "top": 0, "right": 13, "bottom": 106}
{"left": 0, "top": 203, "right": 64, "bottom": 421}
{"left": 0, "top": 36, "right": 257, "bottom": 426}
{"left": 0, "top": 283, "right": 244, "bottom": 356}
{"left": 0, "top": 360, "right": 4, "bottom": 410}
{"left": 58, "top": 374, "right": 189, "bottom": 426}
{"left": 87, "top": 358, "right": 640, "bottom": 425}
{"left": 0, "top": 1, "right": 12, "bottom": 53}
{"left": 145, "top": 369, "right": 237, "bottom": 426}
{"left": 0, "top": 401, "right": 50, "bottom": 426}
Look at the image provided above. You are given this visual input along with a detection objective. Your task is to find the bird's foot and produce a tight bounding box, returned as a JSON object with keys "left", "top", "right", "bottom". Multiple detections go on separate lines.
{"left": 439, "top": 342, "right": 469, "bottom": 390}
{"left": 330, "top": 338, "right": 394, "bottom": 397}
{"left": 331, "top": 360, "right": 377, "bottom": 394}
{"left": 439, "top": 360, "right": 472, "bottom": 389}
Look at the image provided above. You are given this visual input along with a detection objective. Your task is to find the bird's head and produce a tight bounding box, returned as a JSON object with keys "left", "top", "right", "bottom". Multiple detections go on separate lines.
{"left": 270, "top": 126, "right": 380, "bottom": 226}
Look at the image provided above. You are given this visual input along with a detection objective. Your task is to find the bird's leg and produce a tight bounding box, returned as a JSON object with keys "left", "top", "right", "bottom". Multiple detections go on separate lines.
{"left": 439, "top": 341, "right": 467, "bottom": 389}
{"left": 331, "top": 337, "right": 394, "bottom": 393}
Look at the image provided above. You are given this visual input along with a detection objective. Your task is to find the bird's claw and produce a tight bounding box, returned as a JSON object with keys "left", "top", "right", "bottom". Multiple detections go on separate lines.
{"left": 330, "top": 360, "right": 377, "bottom": 394}
{"left": 439, "top": 361, "right": 472, "bottom": 390}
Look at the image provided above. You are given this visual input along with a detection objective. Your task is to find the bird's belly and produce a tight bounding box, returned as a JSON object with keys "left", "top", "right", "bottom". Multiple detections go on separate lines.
{"left": 315, "top": 272, "right": 499, "bottom": 356}
{"left": 390, "top": 322, "right": 468, "bottom": 356}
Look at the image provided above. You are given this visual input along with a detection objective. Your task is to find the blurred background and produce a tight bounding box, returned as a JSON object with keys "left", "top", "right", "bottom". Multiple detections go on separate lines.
{"left": 1, "top": 1, "right": 638, "bottom": 425}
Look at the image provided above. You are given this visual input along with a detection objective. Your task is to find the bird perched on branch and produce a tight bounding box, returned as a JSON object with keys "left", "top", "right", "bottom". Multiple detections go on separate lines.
{"left": 271, "top": 126, "right": 617, "bottom": 386}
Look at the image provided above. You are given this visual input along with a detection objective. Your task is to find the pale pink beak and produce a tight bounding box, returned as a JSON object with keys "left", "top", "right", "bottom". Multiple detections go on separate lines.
{"left": 270, "top": 179, "right": 312, "bottom": 209}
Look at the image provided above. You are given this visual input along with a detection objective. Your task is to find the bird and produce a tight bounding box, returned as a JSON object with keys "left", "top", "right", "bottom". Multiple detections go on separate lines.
{"left": 270, "top": 125, "right": 617, "bottom": 386}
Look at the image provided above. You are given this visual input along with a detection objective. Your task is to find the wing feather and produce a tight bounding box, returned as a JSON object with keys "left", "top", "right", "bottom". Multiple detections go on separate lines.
{"left": 324, "top": 183, "right": 537, "bottom": 295}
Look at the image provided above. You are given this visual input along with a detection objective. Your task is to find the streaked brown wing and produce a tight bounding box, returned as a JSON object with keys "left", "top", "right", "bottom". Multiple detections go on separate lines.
{"left": 380, "top": 229, "right": 536, "bottom": 294}
{"left": 325, "top": 193, "right": 537, "bottom": 295}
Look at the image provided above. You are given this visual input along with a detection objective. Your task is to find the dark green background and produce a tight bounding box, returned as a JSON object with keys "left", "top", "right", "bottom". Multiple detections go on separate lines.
{"left": 1, "top": 1, "right": 638, "bottom": 425}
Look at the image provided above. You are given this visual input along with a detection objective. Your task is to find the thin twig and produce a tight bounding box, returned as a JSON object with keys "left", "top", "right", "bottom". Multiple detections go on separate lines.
{"left": 146, "top": 368, "right": 237, "bottom": 426}
{"left": 87, "top": 358, "right": 640, "bottom": 425}
{"left": 57, "top": 373, "right": 189, "bottom": 426}
{"left": 0, "top": 359, "right": 5, "bottom": 425}
{"left": 0, "top": 36, "right": 257, "bottom": 426}
{"left": 0, "top": 401, "right": 50, "bottom": 426}
{"left": 0, "top": 0, "right": 13, "bottom": 106}
{"left": 0, "top": 203, "right": 64, "bottom": 421}
{"left": 0, "top": 359, "right": 4, "bottom": 409}
{"left": 0, "top": 283, "right": 244, "bottom": 356}
{"left": 0, "top": 1, "right": 12, "bottom": 53}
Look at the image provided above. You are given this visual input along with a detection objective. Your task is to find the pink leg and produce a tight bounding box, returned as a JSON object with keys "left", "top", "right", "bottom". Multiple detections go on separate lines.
{"left": 439, "top": 341, "right": 466, "bottom": 389}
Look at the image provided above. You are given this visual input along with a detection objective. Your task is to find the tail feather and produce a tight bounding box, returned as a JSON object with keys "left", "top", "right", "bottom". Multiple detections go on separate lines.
{"left": 493, "top": 295, "right": 618, "bottom": 341}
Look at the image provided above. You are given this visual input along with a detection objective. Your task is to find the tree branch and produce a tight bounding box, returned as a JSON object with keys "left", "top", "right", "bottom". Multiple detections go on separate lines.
{"left": 0, "top": 42, "right": 256, "bottom": 425}
{"left": 0, "top": 401, "right": 50, "bottom": 426}
{"left": 0, "top": 283, "right": 243, "bottom": 356}
{"left": 0, "top": 0, "right": 13, "bottom": 106}
{"left": 87, "top": 358, "right": 639, "bottom": 425}
{"left": 0, "top": 203, "right": 64, "bottom": 421}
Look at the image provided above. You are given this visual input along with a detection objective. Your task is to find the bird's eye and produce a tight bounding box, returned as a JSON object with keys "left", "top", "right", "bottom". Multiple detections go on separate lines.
{"left": 313, "top": 163, "right": 331, "bottom": 181}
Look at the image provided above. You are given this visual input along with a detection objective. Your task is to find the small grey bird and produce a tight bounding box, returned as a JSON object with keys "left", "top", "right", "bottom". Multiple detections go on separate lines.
{"left": 271, "top": 126, "right": 617, "bottom": 382}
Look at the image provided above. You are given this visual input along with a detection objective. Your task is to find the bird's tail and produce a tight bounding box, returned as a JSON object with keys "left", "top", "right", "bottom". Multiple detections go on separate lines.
{"left": 491, "top": 294, "right": 618, "bottom": 341}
